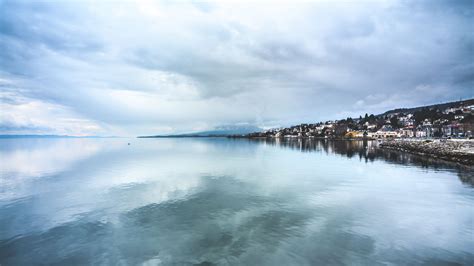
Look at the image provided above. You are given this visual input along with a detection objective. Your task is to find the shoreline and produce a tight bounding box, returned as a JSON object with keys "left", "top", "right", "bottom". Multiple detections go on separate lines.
{"left": 379, "top": 139, "right": 474, "bottom": 166}
{"left": 227, "top": 136, "right": 377, "bottom": 141}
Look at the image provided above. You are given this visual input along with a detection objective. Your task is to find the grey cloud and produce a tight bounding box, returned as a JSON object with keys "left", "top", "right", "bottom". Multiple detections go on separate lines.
{"left": 0, "top": 122, "right": 50, "bottom": 133}
{"left": 0, "top": 0, "right": 473, "bottom": 135}
{"left": 0, "top": 1, "right": 103, "bottom": 54}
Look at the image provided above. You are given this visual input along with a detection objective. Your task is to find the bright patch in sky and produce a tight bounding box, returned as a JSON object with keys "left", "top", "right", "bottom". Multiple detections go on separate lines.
{"left": 0, "top": 0, "right": 473, "bottom": 136}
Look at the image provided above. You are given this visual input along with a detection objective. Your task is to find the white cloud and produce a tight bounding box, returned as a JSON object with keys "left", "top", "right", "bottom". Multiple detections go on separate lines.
{"left": 0, "top": 86, "right": 106, "bottom": 135}
{"left": 0, "top": 0, "right": 472, "bottom": 135}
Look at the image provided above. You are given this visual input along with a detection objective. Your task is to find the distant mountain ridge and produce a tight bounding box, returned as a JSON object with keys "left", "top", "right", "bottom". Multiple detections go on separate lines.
{"left": 139, "top": 125, "right": 262, "bottom": 138}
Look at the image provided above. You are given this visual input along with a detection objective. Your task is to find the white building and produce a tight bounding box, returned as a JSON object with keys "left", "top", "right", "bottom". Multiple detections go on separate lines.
{"left": 399, "top": 127, "right": 415, "bottom": 138}
{"left": 415, "top": 130, "right": 427, "bottom": 138}
{"left": 372, "top": 131, "right": 399, "bottom": 138}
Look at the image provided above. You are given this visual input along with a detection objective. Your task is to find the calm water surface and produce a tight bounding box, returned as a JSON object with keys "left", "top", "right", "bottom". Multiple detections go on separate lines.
{"left": 0, "top": 138, "right": 473, "bottom": 265}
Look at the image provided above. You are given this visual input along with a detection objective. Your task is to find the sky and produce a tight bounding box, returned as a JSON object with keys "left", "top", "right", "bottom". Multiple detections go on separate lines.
{"left": 0, "top": 0, "right": 473, "bottom": 136}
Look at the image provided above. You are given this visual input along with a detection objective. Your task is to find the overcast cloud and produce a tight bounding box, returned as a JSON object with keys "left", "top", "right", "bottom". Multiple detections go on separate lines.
{"left": 1, "top": 0, "right": 473, "bottom": 136}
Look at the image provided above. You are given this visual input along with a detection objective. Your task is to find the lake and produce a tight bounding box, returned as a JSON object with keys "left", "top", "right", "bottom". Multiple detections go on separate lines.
{"left": 0, "top": 137, "right": 473, "bottom": 265}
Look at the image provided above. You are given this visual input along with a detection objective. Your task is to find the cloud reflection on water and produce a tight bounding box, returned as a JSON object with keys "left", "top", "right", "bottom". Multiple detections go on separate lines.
{"left": 0, "top": 138, "right": 473, "bottom": 265}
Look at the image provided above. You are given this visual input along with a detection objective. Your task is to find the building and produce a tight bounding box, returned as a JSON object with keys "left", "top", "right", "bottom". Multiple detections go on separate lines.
{"left": 345, "top": 131, "right": 365, "bottom": 138}
{"left": 372, "top": 131, "right": 398, "bottom": 139}
{"left": 415, "top": 130, "right": 427, "bottom": 138}
{"left": 442, "top": 123, "right": 462, "bottom": 137}
{"left": 443, "top": 107, "right": 460, "bottom": 114}
{"left": 399, "top": 127, "right": 415, "bottom": 138}
{"left": 399, "top": 116, "right": 415, "bottom": 127}
{"left": 334, "top": 124, "right": 348, "bottom": 136}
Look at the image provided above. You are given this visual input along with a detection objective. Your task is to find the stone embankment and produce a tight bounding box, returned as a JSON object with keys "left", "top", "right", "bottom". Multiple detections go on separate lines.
{"left": 380, "top": 139, "right": 474, "bottom": 166}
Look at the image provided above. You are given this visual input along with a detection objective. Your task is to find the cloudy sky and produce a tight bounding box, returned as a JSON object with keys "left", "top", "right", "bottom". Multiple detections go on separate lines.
{"left": 0, "top": 0, "right": 473, "bottom": 136}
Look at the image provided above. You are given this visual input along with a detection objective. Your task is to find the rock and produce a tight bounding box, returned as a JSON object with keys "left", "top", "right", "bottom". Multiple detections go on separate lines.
{"left": 380, "top": 140, "right": 474, "bottom": 166}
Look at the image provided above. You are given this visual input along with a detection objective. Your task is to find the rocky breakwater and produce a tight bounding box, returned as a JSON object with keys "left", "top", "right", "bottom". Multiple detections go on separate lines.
{"left": 380, "top": 139, "right": 474, "bottom": 166}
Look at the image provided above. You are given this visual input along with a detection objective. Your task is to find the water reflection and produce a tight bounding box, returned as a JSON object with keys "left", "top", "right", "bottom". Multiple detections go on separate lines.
{"left": 0, "top": 138, "right": 103, "bottom": 179}
{"left": 245, "top": 138, "right": 474, "bottom": 186}
{"left": 0, "top": 138, "right": 473, "bottom": 265}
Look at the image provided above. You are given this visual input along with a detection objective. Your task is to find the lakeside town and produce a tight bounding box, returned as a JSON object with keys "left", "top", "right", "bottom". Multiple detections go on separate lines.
{"left": 241, "top": 99, "right": 474, "bottom": 140}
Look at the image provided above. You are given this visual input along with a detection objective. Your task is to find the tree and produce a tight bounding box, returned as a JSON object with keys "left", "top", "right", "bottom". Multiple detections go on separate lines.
{"left": 390, "top": 116, "right": 400, "bottom": 129}
{"left": 368, "top": 114, "right": 376, "bottom": 123}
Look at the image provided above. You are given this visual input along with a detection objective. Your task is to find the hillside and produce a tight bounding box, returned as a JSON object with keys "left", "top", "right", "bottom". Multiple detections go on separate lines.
{"left": 380, "top": 99, "right": 474, "bottom": 117}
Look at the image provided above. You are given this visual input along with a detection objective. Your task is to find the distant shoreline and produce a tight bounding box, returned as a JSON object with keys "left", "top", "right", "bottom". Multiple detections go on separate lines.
{"left": 138, "top": 135, "right": 374, "bottom": 140}
{"left": 137, "top": 135, "right": 230, "bottom": 138}
{"left": 0, "top": 135, "right": 120, "bottom": 138}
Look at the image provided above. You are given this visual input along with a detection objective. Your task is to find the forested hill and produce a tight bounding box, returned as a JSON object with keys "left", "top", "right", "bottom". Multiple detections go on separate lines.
{"left": 380, "top": 98, "right": 474, "bottom": 117}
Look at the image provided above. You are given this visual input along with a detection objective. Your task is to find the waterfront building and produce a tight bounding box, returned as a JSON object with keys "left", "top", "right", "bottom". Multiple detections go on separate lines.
{"left": 399, "top": 127, "right": 415, "bottom": 138}
{"left": 373, "top": 131, "right": 398, "bottom": 139}
{"left": 415, "top": 130, "right": 427, "bottom": 138}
